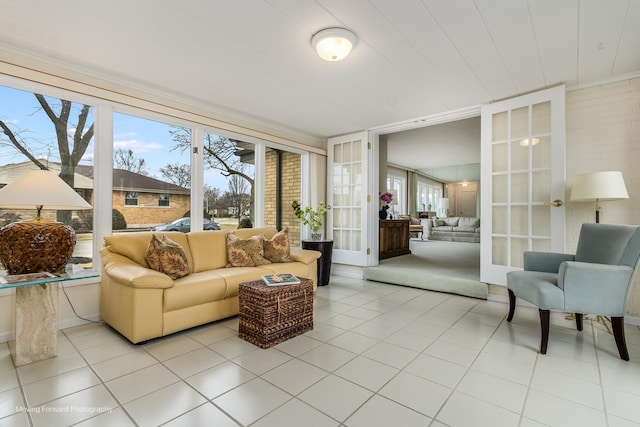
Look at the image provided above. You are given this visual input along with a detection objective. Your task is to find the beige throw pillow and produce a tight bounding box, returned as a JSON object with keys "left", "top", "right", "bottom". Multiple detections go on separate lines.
{"left": 226, "top": 234, "right": 271, "bottom": 267}
{"left": 145, "top": 234, "right": 190, "bottom": 279}
{"left": 262, "top": 227, "right": 293, "bottom": 263}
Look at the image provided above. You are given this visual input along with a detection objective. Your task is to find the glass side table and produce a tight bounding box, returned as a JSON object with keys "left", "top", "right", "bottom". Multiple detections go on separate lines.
{"left": 0, "top": 268, "right": 99, "bottom": 366}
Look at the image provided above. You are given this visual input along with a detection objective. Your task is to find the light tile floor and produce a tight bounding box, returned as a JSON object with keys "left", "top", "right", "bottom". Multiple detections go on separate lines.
{"left": 1, "top": 276, "right": 640, "bottom": 426}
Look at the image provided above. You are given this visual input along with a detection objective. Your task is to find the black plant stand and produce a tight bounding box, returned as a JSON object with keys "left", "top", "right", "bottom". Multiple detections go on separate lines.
{"left": 302, "top": 239, "right": 333, "bottom": 286}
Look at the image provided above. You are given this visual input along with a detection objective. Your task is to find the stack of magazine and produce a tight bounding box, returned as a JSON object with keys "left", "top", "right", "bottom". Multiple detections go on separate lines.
{"left": 262, "top": 273, "right": 301, "bottom": 286}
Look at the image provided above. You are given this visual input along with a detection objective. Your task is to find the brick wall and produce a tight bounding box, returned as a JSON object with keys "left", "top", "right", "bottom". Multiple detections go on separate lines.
{"left": 565, "top": 77, "right": 640, "bottom": 315}
{"left": 264, "top": 150, "right": 302, "bottom": 245}
{"left": 113, "top": 191, "right": 190, "bottom": 228}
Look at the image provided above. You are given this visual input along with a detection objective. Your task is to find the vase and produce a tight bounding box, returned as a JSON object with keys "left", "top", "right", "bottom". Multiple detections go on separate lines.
{"left": 379, "top": 210, "right": 388, "bottom": 220}
{"left": 311, "top": 232, "right": 323, "bottom": 241}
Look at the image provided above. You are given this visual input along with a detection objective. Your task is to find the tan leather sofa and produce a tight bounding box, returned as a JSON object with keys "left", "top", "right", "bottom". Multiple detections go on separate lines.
{"left": 100, "top": 228, "right": 321, "bottom": 344}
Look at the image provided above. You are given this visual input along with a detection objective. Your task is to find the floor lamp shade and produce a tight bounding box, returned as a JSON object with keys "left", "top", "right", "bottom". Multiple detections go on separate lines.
{"left": 0, "top": 170, "right": 92, "bottom": 274}
{"left": 570, "top": 171, "right": 629, "bottom": 223}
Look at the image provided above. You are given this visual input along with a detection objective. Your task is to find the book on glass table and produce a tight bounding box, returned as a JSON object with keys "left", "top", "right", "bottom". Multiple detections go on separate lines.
{"left": 262, "top": 274, "right": 301, "bottom": 286}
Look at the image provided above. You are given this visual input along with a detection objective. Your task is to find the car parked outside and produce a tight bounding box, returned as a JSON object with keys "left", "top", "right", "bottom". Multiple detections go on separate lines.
{"left": 152, "top": 217, "right": 220, "bottom": 232}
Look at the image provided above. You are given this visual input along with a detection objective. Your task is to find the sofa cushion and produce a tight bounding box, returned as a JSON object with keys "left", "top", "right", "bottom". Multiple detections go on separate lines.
{"left": 145, "top": 234, "right": 190, "bottom": 279}
{"left": 433, "top": 219, "right": 446, "bottom": 227}
{"left": 104, "top": 231, "right": 191, "bottom": 268}
{"left": 187, "top": 230, "right": 228, "bottom": 273}
{"left": 443, "top": 217, "right": 459, "bottom": 226}
{"left": 432, "top": 226, "right": 453, "bottom": 232}
{"left": 262, "top": 227, "right": 293, "bottom": 263}
{"left": 164, "top": 272, "right": 228, "bottom": 312}
{"left": 454, "top": 226, "right": 477, "bottom": 233}
{"left": 458, "top": 217, "right": 480, "bottom": 228}
{"left": 226, "top": 234, "right": 271, "bottom": 267}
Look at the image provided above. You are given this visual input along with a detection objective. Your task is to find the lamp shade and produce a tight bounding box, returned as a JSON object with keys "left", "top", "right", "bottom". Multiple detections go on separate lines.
{"left": 570, "top": 171, "right": 629, "bottom": 202}
{"left": 0, "top": 169, "right": 91, "bottom": 210}
{"left": 311, "top": 27, "right": 358, "bottom": 61}
{"left": 439, "top": 198, "right": 450, "bottom": 209}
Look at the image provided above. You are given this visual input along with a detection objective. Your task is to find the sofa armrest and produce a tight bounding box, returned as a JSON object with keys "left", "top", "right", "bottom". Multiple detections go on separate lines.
{"left": 101, "top": 248, "right": 174, "bottom": 289}
{"left": 290, "top": 248, "right": 322, "bottom": 265}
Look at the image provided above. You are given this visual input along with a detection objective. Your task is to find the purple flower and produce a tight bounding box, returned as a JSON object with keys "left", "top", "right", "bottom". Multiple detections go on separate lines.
{"left": 379, "top": 192, "right": 393, "bottom": 204}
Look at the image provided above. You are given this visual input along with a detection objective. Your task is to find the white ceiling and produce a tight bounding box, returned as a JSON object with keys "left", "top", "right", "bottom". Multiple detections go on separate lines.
{"left": 384, "top": 116, "right": 481, "bottom": 180}
{"left": 1, "top": 0, "right": 639, "bottom": 151}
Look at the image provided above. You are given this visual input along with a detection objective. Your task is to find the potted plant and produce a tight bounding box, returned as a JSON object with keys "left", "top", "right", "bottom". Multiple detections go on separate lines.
{"left": 379, "top": 191, "right": 393, "bottom": 219}
{"left": 292, "top": 200, "right": 330, "bottom": 240}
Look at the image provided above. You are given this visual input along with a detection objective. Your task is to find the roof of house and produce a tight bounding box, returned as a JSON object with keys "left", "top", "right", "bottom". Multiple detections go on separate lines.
{"left": 0, "top": 161, "right": 190, "bottom": 195}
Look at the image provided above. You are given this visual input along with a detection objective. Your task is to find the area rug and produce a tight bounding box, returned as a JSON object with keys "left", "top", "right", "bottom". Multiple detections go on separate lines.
{"left": 363, "top": 239, "right": 488, "bottom": 299}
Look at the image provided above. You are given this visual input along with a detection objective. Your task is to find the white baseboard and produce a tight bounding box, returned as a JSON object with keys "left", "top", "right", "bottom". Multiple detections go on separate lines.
{"left": 487, "top": 293, "right": 640, "bottom": 326}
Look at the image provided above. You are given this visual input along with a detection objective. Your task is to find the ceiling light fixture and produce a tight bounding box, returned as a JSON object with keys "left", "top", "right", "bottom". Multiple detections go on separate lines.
{"left": 311, "top": 27, "right": 358, "bottom": 61}
{"left": 519, "top": 137, "right": 540, "bottom": 147}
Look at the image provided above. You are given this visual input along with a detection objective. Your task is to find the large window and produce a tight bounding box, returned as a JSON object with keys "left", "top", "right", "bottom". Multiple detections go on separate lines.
{"left": 0, "top": 84, "right": 95, "bottom": 267}
{"left": 386, "top": 174, "right": 406, "bottom": 217}
{"left": 202, "top": 130, "right": 255, "bottom": 231}
{"left": 264, "top": 148, "right": 302, "bottom": 244}
{"left": 0, "top": 76, "right": 317, "bottom": 275}
{"left": 113, "top": 113, "right": 191, "bottom": 231}
{"left": 417, "top": 180, "right": 442, "bottom": 214}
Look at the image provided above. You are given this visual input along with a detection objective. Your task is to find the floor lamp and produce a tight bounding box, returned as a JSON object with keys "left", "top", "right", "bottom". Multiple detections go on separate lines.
{"left": 570, "top": 171, "right": 629, "bottom": 223}
{"left": 568, "top": 170, "right": 629, "bottom": 332}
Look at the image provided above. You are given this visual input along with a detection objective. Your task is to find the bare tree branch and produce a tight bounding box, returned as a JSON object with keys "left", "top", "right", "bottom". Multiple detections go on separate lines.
{"left": 0, "top": 120, "right": 48, "bottom": 170}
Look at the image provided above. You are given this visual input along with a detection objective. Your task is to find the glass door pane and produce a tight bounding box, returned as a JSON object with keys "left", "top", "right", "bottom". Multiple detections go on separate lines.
{"left": 481, "top": 86, "right": 566, "bottom": 285}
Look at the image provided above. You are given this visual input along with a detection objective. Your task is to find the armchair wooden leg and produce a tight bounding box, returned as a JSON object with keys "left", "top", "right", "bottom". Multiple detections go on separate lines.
{"left": 611, "top": 317, "right": 629, "bottom": 361}
{"left": 507, "top": 289, "right": 516, "bottom": 322}
{"left": 575, "top": 313, "right": 583, "bottom": 331}
{"left": 539, "top": 309, "right": 550, "bottom": 354}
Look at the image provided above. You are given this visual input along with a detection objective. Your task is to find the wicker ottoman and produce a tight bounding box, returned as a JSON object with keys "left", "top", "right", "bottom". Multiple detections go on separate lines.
{"left": 238, "top": 278, "right": 314, "bottom": 349}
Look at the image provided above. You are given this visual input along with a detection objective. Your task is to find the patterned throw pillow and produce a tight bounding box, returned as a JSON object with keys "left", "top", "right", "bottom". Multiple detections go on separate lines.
{"left": 262, "top": 227, "right": 293, "bottom": 263}
{"left": 433, "top": 219, "right": 446, "bottom": 227}
{"left": 145, "top": 234, "right": 190, "bottom": 279}
{"left": 226, "top": 234, "right": 271, "bottom": 267}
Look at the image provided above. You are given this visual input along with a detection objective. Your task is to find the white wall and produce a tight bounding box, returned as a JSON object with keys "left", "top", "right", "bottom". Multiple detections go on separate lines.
{"left": 564, "top": 77, "right": 640, "bottom": 315}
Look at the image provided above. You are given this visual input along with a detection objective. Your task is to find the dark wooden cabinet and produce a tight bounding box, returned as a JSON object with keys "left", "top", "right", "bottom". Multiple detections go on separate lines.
{"left": 379, "top": 219, "right": 411, "bottom": 260}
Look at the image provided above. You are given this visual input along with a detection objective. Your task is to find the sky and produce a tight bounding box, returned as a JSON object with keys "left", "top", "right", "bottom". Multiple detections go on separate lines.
{"left": 0, "top": 84, "right": 235, "bottom": 191}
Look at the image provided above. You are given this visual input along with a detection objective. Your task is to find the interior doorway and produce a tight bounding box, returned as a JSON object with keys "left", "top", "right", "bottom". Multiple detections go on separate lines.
{"left": 373, "top": 112, "right": 482, "bottom": 285}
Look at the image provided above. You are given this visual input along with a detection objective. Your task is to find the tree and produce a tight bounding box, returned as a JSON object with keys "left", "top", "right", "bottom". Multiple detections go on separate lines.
{"left": 227, "top": 165, "right": 251, "bottom": 218}
{"left": 169, "top": 127, "right": 254, "bottom": 213}
{"left": 204, "top": 184, "right": 221, "bottom": 216}
{"left": 0, "top": 94, "right": 93, "bottom": 225}
{"left": 160, "top": 163, "right": 190, "bottom": 188}
{"left": 114, "top": 148, "right": 148, "bottom": 175}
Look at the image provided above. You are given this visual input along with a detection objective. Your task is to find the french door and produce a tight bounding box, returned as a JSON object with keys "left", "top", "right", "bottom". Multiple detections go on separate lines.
{"left": 327, "top": 132, "right": 371, "bottom": 266}
{"left": 480, "top": 86, "right": 566, "bottom": 285}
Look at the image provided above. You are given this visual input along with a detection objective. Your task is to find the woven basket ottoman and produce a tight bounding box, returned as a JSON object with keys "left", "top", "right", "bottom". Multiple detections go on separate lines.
{"left": 238, "top": 278, "right": 314, "bottom": 348}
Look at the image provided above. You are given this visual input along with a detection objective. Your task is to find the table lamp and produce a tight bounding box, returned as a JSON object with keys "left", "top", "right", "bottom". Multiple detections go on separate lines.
{"left": 570, "top": 171, "right": 629, "bottom": 223}
{"left": 439, "top": 198, "right": 450, "bottom": 217}
{"left": 0, "top": 169, "right": 92, "bottom": 274}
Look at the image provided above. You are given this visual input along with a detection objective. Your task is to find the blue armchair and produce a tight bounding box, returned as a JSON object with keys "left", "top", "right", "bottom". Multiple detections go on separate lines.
{"left": 506, "top": 223, "right": 640, "bottom": 360}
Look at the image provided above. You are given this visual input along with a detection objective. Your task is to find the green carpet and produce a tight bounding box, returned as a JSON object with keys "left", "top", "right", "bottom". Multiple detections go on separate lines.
{"left": 363, "top": 239, "right": 488, "bottom": 299}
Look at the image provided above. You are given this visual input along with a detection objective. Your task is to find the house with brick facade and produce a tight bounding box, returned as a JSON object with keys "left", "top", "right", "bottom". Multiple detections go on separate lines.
{"left": 0, "top": 161, "right": 190, "bottom": 229}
